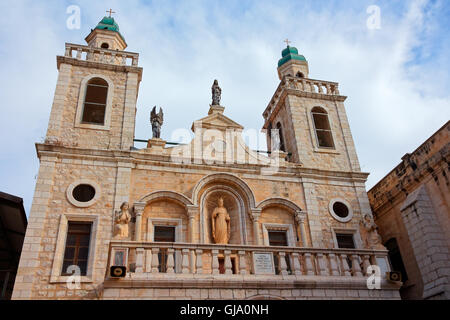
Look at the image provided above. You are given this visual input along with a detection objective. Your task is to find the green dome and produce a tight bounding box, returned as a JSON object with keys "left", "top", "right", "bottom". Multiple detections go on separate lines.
{"left": 95, "top": 16, "right": 120, "bottom": 32}
{"left": 94, "top": 16, "right": 126, "bottom": 42}
{"left": 278, "top": 45, "right": 306, "bottom": 67}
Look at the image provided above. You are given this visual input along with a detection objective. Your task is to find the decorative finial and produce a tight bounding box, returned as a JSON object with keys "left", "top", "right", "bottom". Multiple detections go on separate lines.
{"left": 284, "top": 38, "right": 291, "bottom": 47}
{"left": 211, "top": 79, "right": 222, "bottom": 106}
{"left": 106, "top": 9, "right": 116, "bottom": 17}
{"left": 150, "top": 106, "right": 164, "bottom": 139}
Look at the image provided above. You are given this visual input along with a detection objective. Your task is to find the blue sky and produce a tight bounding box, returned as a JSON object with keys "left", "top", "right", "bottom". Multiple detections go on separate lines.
{"left": 0, "top": 0, "right": 449, "bottom": 214}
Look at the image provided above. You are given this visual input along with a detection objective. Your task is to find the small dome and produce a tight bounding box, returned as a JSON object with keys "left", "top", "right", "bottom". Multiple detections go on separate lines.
{"left": 278, "top": 45, "right": 306, "bottom": 67}
{"left": 94, "top": 16, "right": 126, "bottom": 43}
{"left": 95, "top": 16, "right": 120, "bottom": 32}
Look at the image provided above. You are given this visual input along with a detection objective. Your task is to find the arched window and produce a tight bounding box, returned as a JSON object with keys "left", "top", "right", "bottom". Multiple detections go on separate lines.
{"left": 296, "top": 71, "right": 304, "bottom": 78}
{"left": 276, "top": 122, "right": 286, "bottom": 152}
{"left": 311, "top": 107, "right": 334, "bottom": 148}
{"left": 81, "top": 77, "right": 108, "bottom": 125}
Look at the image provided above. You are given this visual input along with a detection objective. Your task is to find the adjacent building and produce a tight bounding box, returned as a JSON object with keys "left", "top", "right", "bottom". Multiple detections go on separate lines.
{"left": 368, "top": 121, "right": 449, "bottom": 299}
{"left": 0, "top": 191, "right": 27, "bottom": 300}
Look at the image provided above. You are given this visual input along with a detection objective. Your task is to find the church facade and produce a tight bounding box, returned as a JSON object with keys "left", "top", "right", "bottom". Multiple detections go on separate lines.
{"left": 12, "top": 16, "right": 401, "bottom": 300}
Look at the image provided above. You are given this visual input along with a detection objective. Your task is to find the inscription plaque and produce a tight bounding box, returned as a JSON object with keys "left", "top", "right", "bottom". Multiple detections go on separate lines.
{"left": 252, "top": 252, "right": 275, "bottom": 275}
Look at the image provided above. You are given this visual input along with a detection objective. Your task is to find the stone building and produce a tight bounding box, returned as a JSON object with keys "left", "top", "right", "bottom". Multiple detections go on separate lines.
{"left": 12, "top": 16, "right": 401, "bottom": 300}
{"left": 368, "top": 121, "right": 449, "bottom": 300}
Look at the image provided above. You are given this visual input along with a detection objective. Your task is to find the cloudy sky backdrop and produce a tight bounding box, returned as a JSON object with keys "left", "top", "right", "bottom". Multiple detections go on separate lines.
{"left": 0, "top": 0, "right": 449, "bottom": 214}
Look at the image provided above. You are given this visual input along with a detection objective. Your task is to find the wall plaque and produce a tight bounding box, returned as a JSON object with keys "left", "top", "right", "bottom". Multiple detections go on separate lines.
{"left": 252, "top": 252, "right": 275, "bottom": 275}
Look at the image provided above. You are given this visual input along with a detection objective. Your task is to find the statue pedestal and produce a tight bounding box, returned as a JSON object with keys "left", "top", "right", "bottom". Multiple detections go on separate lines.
{"left": 146, "top": 138, "right": 166, "bottom": 151}
{"left": 208, "top": 104, "right": 225, "bottom": 115}
{"left": 271, "top": 150, "right": 287, "bottom": 162}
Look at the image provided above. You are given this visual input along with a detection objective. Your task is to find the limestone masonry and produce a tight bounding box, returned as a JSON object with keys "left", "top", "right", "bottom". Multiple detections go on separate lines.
{"left": 12, "top": 16, "right": 402, "bottom": 300}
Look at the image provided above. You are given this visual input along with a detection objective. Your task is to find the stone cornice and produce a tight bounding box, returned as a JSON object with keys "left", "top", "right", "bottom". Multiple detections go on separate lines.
{"left": 35, "top": 143, "right": 369, "bottom": 184}
{"left": 57, "top": 56, "right": 143, "bottom": 81}
{"left": 262, "top": 78, "right": 347, "bottom": 129}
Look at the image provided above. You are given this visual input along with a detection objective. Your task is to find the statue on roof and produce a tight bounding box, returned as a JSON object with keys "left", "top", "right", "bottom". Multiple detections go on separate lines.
{"left": 150, "top": 106, "right": 164, "bottom": 139}
{"left": 211, "top": 79, "right": 221, "bottom": 106}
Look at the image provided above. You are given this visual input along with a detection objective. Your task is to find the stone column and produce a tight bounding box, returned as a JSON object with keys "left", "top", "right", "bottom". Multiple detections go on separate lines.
{"left": 295, "top": 211, "right": 308, "bottom": 247}
{"left": 187, "top": 206, "right": 198, "bottom": 243}
{"left": 133, "top": 202, "right": 145, "bottom": 241}
{"left": 251, "top": 210, "right": 261, "bottom": 245}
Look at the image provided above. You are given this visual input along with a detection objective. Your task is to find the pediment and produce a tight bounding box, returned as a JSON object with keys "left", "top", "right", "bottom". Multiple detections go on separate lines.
{"left": 191, "top": 112, "right": 244, "bottom": 132}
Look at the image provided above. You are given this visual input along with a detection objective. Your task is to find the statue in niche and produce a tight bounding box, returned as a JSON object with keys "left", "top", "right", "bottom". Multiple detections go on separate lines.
{"left": 113, "top": 202, "right": 132, "bottom": 239}
{"left": 211, "top": 79, "right": 221, "bottom": 106}
{"left": 211, "top": 197, "right": 230, "bottom": 244}
{"left": 360, "top": 213, "right": 385, "bottom": 250}
{"left": 150, "top": 106, "right": 164, "bottom": 139}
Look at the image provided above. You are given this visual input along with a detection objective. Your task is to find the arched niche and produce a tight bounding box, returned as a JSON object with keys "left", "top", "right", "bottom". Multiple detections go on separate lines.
{"left": 202, "top": 186, "right": 247, "bottom": 245}
{"left": 194, "top": 173, "right": 256, "bottom": 244}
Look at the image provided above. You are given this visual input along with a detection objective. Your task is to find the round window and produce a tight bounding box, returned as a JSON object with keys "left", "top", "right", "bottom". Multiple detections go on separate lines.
{"left": 72, "top": 184, "right": 96, "bottom": 202}
{"left": 101, "top": 42, "right": 109, "bottom": 49}
{"left": 328, "top": 198, "right": 353, "bottom": 223}
{"left": 333, "top": 202, "right": 349, "bottom": 218}
{"left": 66, "top": 180, "right": 100, "bottom": 207}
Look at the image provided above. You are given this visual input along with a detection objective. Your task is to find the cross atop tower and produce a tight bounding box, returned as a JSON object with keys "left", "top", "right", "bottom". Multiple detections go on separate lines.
{"left": 284, "top": 38, "right": 291, "bottom": 47}
{"left": 106, "top": 8, "right": 115, "bottom": 17}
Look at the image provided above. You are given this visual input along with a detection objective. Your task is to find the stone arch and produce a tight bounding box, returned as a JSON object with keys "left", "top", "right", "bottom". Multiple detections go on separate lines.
{"left": 192, "top": 173, "right": 256, "bottom": 208}
{"left": 193, "top": 173, "right": 256, "bottom": 244}
{"left": 135, "top": 191, "right": 195, "bottom": 243}
{"left": 256, "top": 197, "right": 303, "bottom": 214}
{"left": 139, "top": 190, "right": 194, "bottom": 210}
{"left": 200, "top": 185, "right": 249, "bottom": 244}
{"left": 257, "top": 197, "right": 308, "bottom": 247}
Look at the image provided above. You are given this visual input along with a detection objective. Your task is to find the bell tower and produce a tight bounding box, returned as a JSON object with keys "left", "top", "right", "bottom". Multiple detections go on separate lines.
{"left": 45, "top": 15, "right": 142, "bottom": 150}
{"left": 263, "top": 44, "right": 361, "bottom": 173}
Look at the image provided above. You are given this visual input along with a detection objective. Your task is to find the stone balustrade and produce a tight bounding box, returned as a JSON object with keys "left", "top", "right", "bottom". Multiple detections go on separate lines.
{"left": 283, "top": 76, "right": 340, "bottom": 95}
{"left": 64, "top": 43, "right": 139, "bottom": 67}
{"left": 263, "top": 76, "right": 342, "bottom": 121}
{"left": 108, "top": 241, "right": 390, "bottom": 279}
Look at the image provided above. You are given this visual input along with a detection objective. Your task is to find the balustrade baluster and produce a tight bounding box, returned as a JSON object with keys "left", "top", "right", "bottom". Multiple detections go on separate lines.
{"left": 135, "top": 248, "right": 144, "bottom": 273}
{"left": 151, "top": 248, "right": 160, "bottom": 273}
{"left": 329, "top": 253, "right": 340, "bottom": 276}
{"left": 166, "top": 248, "right": 175, "bottom": 273}
{"left": 181, "top": 249, "right": 190, "bottom": 274}
{"left": 238, "top": 251, "right": 247, "bottom": 275}
{"left": 304, "top": 253, "right": 315, "bottom": 275}
{"left": 317, "top": 253, "right": 329, "bottom": 276}
{"left": 351, "top": 254, "right": 363, "bottom": 277}
{"left": 279, "top": 252, "right": 288, "bottom": 276}
{"left": 224, "top": 250, "right": 232, "bottom": 275}
{"left": 291, "top": 252, "right": 302, "bottom": 275}
{"left": 340, "top": 254, "right": 352, "bottom": 276}
{"left": 195, "top": 249, "right": 203, "bottom": 274}
{"left": 76, "top": 48, "right": 82, "bottom": 59}
{"left": 211, "top": 250, "right": 219, "bottom": 274}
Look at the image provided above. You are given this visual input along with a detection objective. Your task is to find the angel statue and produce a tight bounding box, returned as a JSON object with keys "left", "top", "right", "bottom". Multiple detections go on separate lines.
{"left": 113, "top": 202, "right": 131, "bottom": 239}
{"left": 211, "top": 79, "right": 221, "bottom": 106}
{"left": 150, "top": 106, "right": 164, "bottom": 139}
{"left": 360, "top": 213, "right": 385, "bottom": 250}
